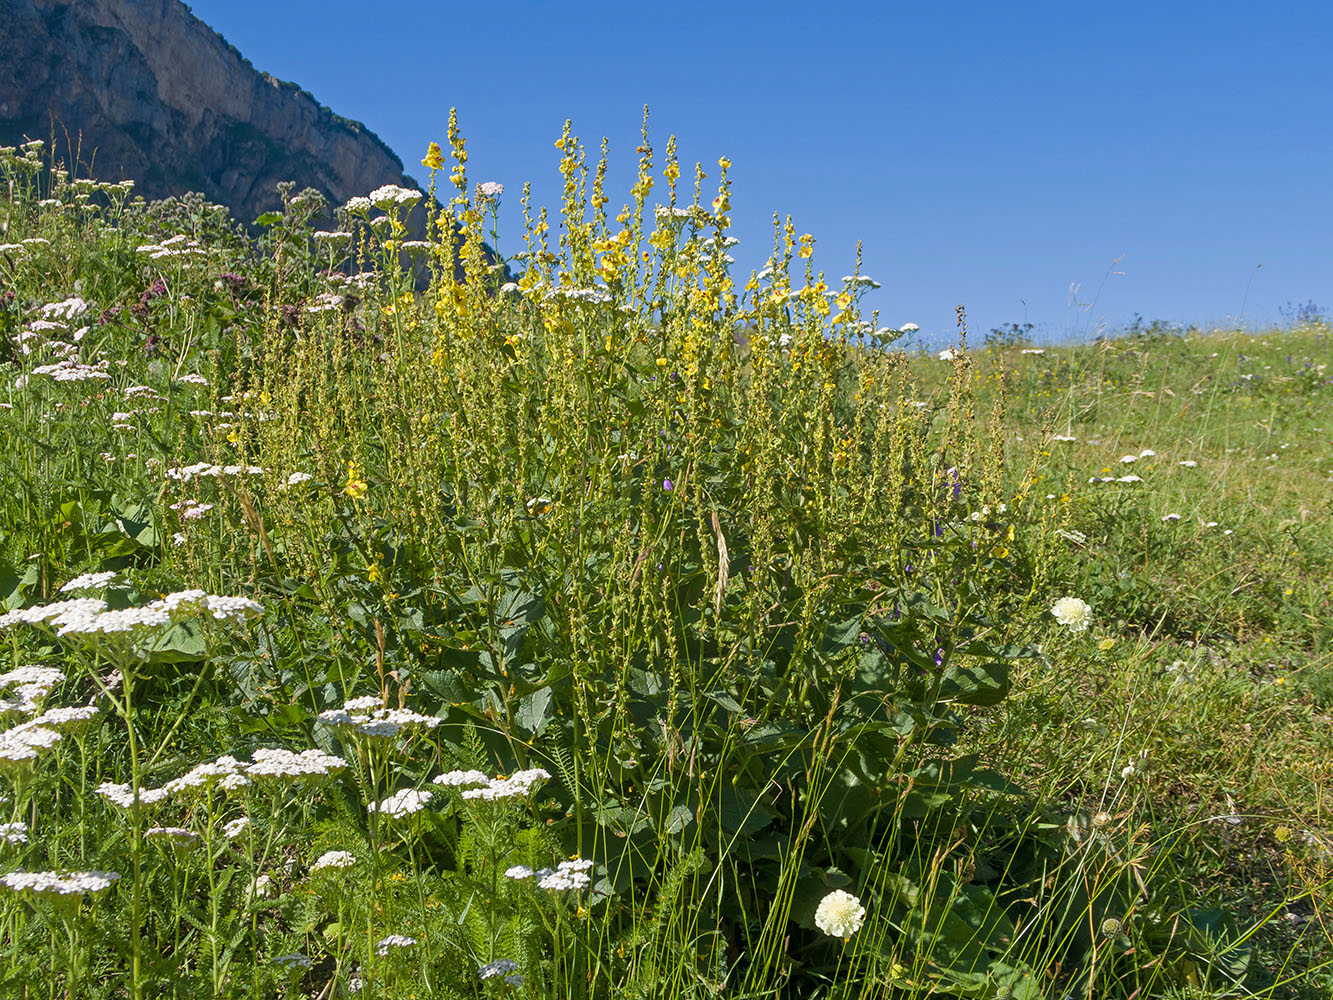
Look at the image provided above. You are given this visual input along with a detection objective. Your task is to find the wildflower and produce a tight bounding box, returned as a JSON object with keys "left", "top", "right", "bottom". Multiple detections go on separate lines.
{"left": 814, "top": 889, "right": 866, "bottom": 939}
{"left": 504, "top": 865, "right": 534, "bottom": 880}
{"left": 1161, "top": 513, "right": 1181, "bottom": 522}
{"left": 374, "top": 934, "right": 416, "bottom": 956}
{"left": 222, "top": 817, "right": 251, "bottom": 839}
{"left": 146, "top": 826, "right": 201, "bottom": 848}
{"left": 433, "top": 768, "right": 490, "bottom": 791}
{"left": 1097, "top": 638, "right": 1116, "bottom": 651}
{"left": 1051, "top": 597, "right": 1092, "bottom": 632}
{"left": 536, "top": 859, "right": 593, "bottom": 890}
{"left": 938, "top": 347, "right": 960, "bottom": 361}
{"left": 1115, "top": 474, "right": 1143, "bottom": 483}
{"left": 1178, "top": 460, "right": 1198, "bottom": 468}
{"left": 0, "top": 822, "right": 28, "bottom": 845}
{"left": 461, "top": 768, "right": 551, "bottom": 802}
{"left": 343, "top": 462, "right": 368, "bottom": 499}
{"left": 97, "top": 782, "right": 172, "bottom": 812}
{"left": 245, "top": 748, "right": 345, "bottom": 782}
{"left": 0, "top": 870, "right": 120, "bottom": 899}
{"left": 421, "top": 142, "right": 446, "bottom": 170}
{"left": 58, "top": 571, "right": 118, "bottom": 593}
{"left": 369, "top": 788, "right": 433, "bottom": 818}
{"left": 477, "top": 181, "right": 504, "bottom": 198}
{"left": 480, "top": 959, "right": 519, "bottom": 980}
{"left": 311, "top": 850, "right": 357, "bottom": 871}
{"left": 1052, "top": 434, "right": 1076, "bottom": 442}
{"left": 285, "top": 471, "right": 313, "bottom": 486}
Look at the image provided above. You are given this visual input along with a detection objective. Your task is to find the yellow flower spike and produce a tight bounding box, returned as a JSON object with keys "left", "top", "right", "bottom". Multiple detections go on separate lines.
{"left": 421, "top": 141, "right": 445, "bottom": 171}
{"left": 343, "top": 462, "right": 368, "bottom": 500}
{"left": 718, "top": 155, "right": 731, "bottom": 171}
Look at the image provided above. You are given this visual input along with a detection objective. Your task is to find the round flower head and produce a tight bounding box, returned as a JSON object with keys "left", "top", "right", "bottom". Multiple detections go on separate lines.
{"left": 814, "top": 889, "right": 866, "bottom": 940}
{"left": 1051, "top": 597, "right": 1092, "bottom": 632}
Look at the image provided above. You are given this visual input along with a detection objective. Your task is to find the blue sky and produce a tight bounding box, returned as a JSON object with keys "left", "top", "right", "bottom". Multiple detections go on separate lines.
{"left": 187, "top": 0, "right": 1331, "bottom": 344}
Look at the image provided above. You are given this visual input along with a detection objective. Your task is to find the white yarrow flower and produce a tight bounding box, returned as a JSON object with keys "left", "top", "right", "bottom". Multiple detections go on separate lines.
{"left": 311, "top": 850, "right": 357, "bottom": 871}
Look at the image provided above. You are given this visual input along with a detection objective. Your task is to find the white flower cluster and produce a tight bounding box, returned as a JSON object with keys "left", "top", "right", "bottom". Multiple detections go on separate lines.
{"left": 146, "top": 826, "right": 201, "bottom": 847}
{"left": 432, "top": 769, "right": 489, "bottom": 788}
{"left": 29, "top": 360, "right": 111, "bottom": 383}
{"left": 814, "top": 889, "right": 866, "bottom": 939}
{"left": 165, "top": 462, "right": 264, "bottom": 482}
{"left": 0, "top": 665, "right": 66, "bottom": 715}
{"left": 97, "top": 781, "right": 172, "bottom": 812}
{"left": 177, "top": 373, "right": 208, "bottom": 385}
{"left": 169, "top": 499, "right": 214, "bottom": 521}
{"left": 0, "top": 869, "right": 120, "bottom": 899}
{"left": 1051, "top": 597, "right": 1092, "bottom": 632}
{"left": 58, "top": 571, "right": 119, "bottom": 592}
{"left": 135, "top": 235, "right": 207, "bottom": 259}
{"left": 0, "top": 822, "right": 28, "bottom": 845}
{"left": 368, "top": 185, "right": 422, "bottom": 208}
{"left": 476, "top": 181, "right": 504, "bottom": 198}
{"left": 163, "top": 754, "right": 249, "bottom": 795}
{"left": 245, "top": 747, "right": 346, "bottom": 782}
{"left": 374, "top": 934, "right": 416, "bottom": 956}
{"left": 284, "top": 472, "right": 313, "bottom": 486}
{"left": 369, "top": 788, "right": 433, "bottom": 819}
{"left": 479, "top": 960, "right": 519, "bottom": 981}
{"left": 223, "top": 816, "right": 251, "bottom": 839}
{"left": 460, "top": 767, "right": 551, "bottom": 802}
{"left": 507, "top": 858, "right": 594, "bottom": 891}
{"left": 311, "top": 850, "right": 357, "bottom": 871}
{"left": 316, "top": 696, "right": 440, "bottom": 741}
{"left": 39, "top": 297, "right": 90, "bottom": 320}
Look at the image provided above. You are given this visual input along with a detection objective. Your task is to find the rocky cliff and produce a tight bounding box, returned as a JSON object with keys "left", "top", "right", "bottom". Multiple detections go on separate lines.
{"left": 0, "top": 0, "right": 429, "bottom": 226}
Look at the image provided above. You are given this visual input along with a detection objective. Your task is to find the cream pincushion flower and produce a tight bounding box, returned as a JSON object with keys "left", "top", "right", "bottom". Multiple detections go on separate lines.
{"left": 814, "top": 889, "right": 865, "bottom": 939}
{"left": 1050, "top": 597, "right": 1092, "bottom": 632}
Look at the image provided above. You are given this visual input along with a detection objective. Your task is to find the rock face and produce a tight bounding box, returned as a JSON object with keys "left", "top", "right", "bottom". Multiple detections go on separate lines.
{"left": 0, "top": 0, "right": 428, "bottom": 225}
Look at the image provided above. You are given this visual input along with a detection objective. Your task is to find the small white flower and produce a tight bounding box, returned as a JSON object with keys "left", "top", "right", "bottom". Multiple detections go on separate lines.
{"left": 1051, "top": 597, "right": 1092, "bottom": 632}
{"left": 898, "top": 322, "right": 919, "bottom": 333}
{"left": 374, "top": 934, "right": 416, "bottom": 956}
{"left": 814, "top": 889, "right": 866, "bottom": 939}
{"left": 1178, "top": 460, "right": 1198, "bottom": 468}
{"left": 504, "top": 865, "right": 534, "bottom": 880}
{"left": 1161, "top": 513, "right": 1181, "bottom": 522}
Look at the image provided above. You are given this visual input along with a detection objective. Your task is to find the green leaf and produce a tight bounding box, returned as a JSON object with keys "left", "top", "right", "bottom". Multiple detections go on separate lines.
{"left": 939, "top": 660, "right": 1010, "bottom": 706}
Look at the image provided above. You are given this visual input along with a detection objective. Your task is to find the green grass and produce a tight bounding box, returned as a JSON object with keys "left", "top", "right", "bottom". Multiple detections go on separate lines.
{"left": 0, "top": 126, "right": 1329, "bottom": 999}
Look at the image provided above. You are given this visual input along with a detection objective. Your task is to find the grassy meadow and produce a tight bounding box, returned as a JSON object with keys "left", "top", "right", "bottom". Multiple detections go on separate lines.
{"left": 0, "top": 119, "right": 1330, "bottom": 999}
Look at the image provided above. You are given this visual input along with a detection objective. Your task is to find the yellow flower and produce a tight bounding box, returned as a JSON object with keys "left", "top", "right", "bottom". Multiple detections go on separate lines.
{"left": 421, "top": 142, "right": 445, "bottom": 171}
{"left": 1097, "top": 637, "right": 1116, "bottom": 651}
{"left": 343, "top": 462, "right": 368, "bottom": 500}
{"left": 367, "top": 563, "right": 383, "bottom": 583}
